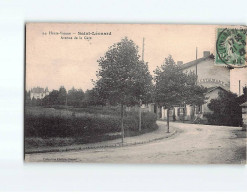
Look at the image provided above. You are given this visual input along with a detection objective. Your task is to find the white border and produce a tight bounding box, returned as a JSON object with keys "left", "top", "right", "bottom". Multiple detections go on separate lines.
{"left": 0, "top": 0, "right": 247, "bottom": 192}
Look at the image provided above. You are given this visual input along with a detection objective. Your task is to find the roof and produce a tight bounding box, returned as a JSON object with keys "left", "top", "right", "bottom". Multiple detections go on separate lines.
{"left": 31, "top": 87, "right": 45, "bottom": 93}
{"left": 205, "top": 86, "right": 227, "bottom": 94}
{"left": 181, "top": 54, "right": 214, "bottom": 70}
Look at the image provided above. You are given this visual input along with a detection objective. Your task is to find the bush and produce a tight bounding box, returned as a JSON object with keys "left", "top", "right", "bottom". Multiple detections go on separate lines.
{"left": 204, "top": 113, "right": 242, "bottom": 127}
{"left": 68, "top": 106, "right": 120, "bottom": 116}
{"left": 205, "top": 91, "right": 243, "bottom": 127}
{"left": 25, "top": 111, "right": 157, "bottom": 140}
{"left": 25, "top": 114, "right": 119, "bottom": 138}
{"left": 124, "top": 111, "right": 158, "bottom": 136}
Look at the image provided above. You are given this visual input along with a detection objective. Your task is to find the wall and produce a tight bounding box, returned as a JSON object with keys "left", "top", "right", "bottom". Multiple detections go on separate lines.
{"left": 183, "top": 58, "right": 230, "bottom": 90}
{"left": 230, "top": 67, "right": 247, "bottom": 96}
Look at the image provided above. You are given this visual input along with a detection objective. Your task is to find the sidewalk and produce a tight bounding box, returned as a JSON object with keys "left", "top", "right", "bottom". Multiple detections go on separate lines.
{"left": 25, "top": 121, "right": 177, "bottom": 154}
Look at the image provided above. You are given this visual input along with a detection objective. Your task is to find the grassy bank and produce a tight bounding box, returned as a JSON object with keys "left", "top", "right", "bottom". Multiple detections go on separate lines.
{"left": 25, "top": 106, "right": 158, "bottom": 150}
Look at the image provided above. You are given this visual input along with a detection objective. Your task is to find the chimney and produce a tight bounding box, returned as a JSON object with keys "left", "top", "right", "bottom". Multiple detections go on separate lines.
{"left": 177, "top": 61, "right": 183, "bottom": 66}
{"left": 203, "top": 51, "right": 210, "bottom": 58}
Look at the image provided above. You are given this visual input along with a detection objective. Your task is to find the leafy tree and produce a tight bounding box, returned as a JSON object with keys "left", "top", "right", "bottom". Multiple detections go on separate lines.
{"left": 154, "top": 55, "right": 206, "bottom": 132}
{"left": 25, "top": 90, "right": 31, "bottom": 106}
{"left": 31, "top": 97, "right": 37, "bottom": 106}
{"left": 206, "top": 91, "right": 242, "bottom": 126}
{"left": 76, "top": 89, "right": 85, "bottom": 103}
{"left": 36, "top": 98, "right": 42, "bottom": 106}
{"left": 84, "top": 88, "right": 105, "bottom": 106}
{"left": 68, "top": 87, "right": 85, "bottom": 107}
{"left": 57, "top": 86, "right": 67, "bottom": 105}
{"left": 95, "top": 37, "right": 153, "bottom": 143}
{"left": 184, "top": 71, "right": 207, "bottom": 116}
{"left": 43, "top": 90, "right": 59, "bottom": 106}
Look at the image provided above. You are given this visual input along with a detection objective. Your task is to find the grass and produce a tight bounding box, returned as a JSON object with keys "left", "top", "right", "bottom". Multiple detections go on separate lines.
{"left": 25, "top": 106, "right": 158, "bottom": 150}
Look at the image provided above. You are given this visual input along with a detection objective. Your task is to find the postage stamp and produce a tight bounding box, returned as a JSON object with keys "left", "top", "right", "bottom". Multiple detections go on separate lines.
{"left": 216, "top": 26, "right": 247, "bottom": 67}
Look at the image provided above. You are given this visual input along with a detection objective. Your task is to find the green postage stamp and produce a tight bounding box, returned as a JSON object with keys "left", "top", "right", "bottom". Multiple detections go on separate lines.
{"left": 216, "top": 26, "right": 247, "bottom": 67}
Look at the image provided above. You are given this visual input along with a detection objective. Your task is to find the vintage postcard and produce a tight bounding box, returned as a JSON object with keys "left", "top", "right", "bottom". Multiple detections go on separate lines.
{"left": 25, "top": 23, "right": 247, "bottom": 164}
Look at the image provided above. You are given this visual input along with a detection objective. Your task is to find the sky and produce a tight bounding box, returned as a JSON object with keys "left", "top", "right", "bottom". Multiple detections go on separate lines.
{"left": 26, "top": 23, "right": 244, "bottom": 92}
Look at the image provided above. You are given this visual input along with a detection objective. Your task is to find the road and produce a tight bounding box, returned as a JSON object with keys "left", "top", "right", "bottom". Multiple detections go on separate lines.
{"left": 25, "top": 121, "right": 246, "bottom": 164}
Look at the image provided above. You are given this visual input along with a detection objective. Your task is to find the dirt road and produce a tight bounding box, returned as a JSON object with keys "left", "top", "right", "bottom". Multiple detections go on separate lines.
{"left": 25, "top": 121, "right": 246, "bottom": 164}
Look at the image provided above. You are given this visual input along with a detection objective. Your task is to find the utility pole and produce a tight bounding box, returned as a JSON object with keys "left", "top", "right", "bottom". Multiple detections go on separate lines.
{"left": 139, "top": 37, "right": 145, "bottom": 132}
{"left": 193, "top": 47, "right": 198, "bottom": 118}
{"left": 142, "top": 38, "right": 145, "bottom": 61}
{"left": 196, "top": 47, "right": 198, "bottom": 84}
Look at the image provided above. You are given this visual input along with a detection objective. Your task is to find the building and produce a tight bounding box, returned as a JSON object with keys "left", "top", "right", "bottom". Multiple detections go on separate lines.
{"left": 160, "top": 51, "right": 231, "bottom": 121}
{"left": 127, "top": 50, "right": 245, "bottom": 122}
{"left": 230, "top": 68, "right": 247, "bottom": 96}
{"left": 30, "top": 87, "right": 49, "bottom": 99}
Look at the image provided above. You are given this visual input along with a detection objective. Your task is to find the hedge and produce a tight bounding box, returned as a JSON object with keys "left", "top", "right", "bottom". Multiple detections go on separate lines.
{"left": 25, "top": 111, "right": 158, "bottom": 140}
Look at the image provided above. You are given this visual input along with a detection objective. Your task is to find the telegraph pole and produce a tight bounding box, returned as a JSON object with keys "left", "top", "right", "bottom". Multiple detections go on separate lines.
{"left": 142, "top": 38, "right": 145, "bottom": 61}
{"left": 196, "top": 47, "right": 198, "bottom": 84}
{"left": 194, "top": 47, "right": 198, "bottom": 118}
{"left": 139, "top": 38, "right": 145, "bottom": 132}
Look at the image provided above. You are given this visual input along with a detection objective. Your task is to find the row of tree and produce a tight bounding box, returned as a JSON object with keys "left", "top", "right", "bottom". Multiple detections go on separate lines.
{"left": 25, "top": 87, "right": 103, "bottom": 107}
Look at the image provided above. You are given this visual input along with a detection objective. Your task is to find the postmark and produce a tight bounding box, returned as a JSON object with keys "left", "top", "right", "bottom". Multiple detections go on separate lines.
{"left": 216, "top": 27, "right": 247, "bottom": 67}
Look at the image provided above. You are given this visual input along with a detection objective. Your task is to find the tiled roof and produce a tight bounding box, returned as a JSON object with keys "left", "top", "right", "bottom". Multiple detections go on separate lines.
{"left": 180, "top": 54, "right": 214, "bottom": 70}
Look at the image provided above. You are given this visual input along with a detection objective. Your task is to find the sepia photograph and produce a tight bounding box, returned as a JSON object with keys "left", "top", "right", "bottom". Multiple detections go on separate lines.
{"left": 24, "top": 23, "right": 247, "bottom": 164}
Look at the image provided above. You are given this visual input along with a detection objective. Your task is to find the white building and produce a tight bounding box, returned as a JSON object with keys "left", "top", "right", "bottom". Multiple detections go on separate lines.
{"left": 160, "top": 51, "right": 231, "bottom": 121}
{"left": 30, "top": 87, "right": 49, "bottom": 99}
{"left": 230, "top": 68, "right": 247, "bottom": 96}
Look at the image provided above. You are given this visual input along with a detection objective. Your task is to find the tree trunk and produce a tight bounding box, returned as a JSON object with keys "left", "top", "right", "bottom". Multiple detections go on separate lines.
{"left": 183, "top": 106, "right": 185, "bottom": 123}
{"left": 192, "top": 104, "right": 195, "bottom": 120}
{"left": 139, "top": 99, "right": 142, "bottom": 132}
{"left": 167, "top": 108, "right": 170, "bottom": 133}
{"left": 121, "top": 104, "right": 124, "bottom": 146}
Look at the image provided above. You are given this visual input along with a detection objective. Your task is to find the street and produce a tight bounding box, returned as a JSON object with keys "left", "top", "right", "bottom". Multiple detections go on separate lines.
{"left": 25, "top": 121, "right": 246, "bottom": 164}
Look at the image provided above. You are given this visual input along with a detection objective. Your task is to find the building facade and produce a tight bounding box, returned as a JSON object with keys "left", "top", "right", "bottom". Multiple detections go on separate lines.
{"left": 30, "top": 87, "right": 49, "bottom": 99}
{"left": 160, "top": 51, "right": 230, "bottom": 121}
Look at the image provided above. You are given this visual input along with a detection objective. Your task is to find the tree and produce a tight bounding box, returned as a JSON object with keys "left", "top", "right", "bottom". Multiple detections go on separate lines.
{"left": 183, "top": 71, "right": 207, "bottom": 116}
{"left": 84, "top": 88, "right": 105, "bottom": 106}
{"left": 154, "top": 55, "right": 206, "bottom": 132}
{"left": 67, "top": 87, "right": 76, "bottom": 106}
{"left": 95, "top": 37, "right": 153, "bottom": 144}
{"left": 68, "top": 87, "right": 85, "bottom": 107}
{"left": 43, "top": 90, "right": 59, "bottom": 106}
{"left": 31, "top": 97, "right": 37, "bottom": 106}
{"left": 206, "top": 91, "right": 242, "bottom": 126}
{"left": 25, "top": 90, "right": 31, "bottom": 106}
{"left": 57, "top": 86, "right": 67, "bottom": 105}
{"left": 76, "top": 89, "right": 85, "bottom": 105}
